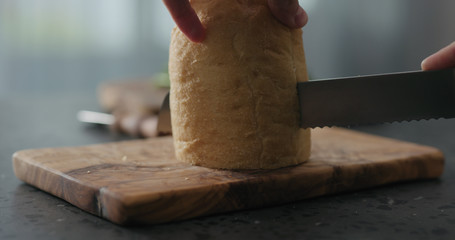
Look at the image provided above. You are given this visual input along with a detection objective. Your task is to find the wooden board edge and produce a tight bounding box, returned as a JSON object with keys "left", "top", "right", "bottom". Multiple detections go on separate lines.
{"left": 109, "top": 149, "right": 445, "bottom": 225}
{"left": 12, "top": 150, "right": 103, "bottom": 216}
{"left": 11, "top": 128, "right": 446, "bottom": 226}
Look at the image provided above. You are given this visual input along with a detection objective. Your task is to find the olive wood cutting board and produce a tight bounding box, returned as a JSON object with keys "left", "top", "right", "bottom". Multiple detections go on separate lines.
{"left": 13, "top": 128, "right": 444, "bottom": 226}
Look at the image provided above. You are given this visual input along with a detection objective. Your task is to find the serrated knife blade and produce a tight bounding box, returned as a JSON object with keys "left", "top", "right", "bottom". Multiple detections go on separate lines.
{"left": 298, "top": 68, "right": 455, "bottom": 128}
{"left": 157, "top": 68, "right": 455, "bottom": 134}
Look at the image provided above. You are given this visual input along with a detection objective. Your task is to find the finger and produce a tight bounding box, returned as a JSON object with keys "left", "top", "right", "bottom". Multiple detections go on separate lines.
{"left": 268, "top": 0, "right": 308, "bottom": 28}
{"left": 421, "top": 41, "right": 455, "bottom": 71}
{"left": 163, "top": 0, "right": 206, "bottom": 42}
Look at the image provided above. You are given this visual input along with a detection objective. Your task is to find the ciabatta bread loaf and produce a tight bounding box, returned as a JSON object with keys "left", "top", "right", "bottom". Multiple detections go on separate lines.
{"left": 168, "top": 0, "right": 311, "bottom": 169}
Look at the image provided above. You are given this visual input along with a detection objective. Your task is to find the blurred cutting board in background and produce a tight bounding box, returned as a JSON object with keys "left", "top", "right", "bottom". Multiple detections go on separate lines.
{"left": 98, "top": 80, "right": 168, "bottom": 113}
{"left": 13, "top": 128, "right": 444, "bottom": 225}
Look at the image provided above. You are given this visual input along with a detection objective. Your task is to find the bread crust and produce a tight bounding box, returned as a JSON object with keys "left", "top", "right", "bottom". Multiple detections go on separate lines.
{"left": 169, "top": 0, "right": 311, "bottom": 169}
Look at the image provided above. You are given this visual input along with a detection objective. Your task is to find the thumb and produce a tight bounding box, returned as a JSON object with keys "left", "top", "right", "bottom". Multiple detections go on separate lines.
{"left": 421, "top": 41, "right": 455, "bottom": 71}
{"left": 268, "top": 0, "right": 308, "bottom": 28}
{"left": 163, "top": 0, "right": 206, "bottom": 42}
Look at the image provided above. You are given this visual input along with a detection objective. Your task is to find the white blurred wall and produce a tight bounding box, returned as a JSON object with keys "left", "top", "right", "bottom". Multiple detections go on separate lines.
{"left": 0, "top": 0, "right": 174, "bottom": 96}
{"left": 0, "top": 0, "right": 454, "bottom": 96}
{"left": 301, "top": 0, "right": 455, "bottom": 78}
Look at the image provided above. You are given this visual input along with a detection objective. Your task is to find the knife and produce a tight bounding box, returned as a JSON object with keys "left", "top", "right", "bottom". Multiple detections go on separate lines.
{"left": 298, "top": 67, "right": 455, "bottom": 128}
{"left": 78, "top": 91, "right": 172, "bottom": 137}
{"left": 79, "top": 68, "right": 455, "bottom": 135}
{"left": 156, "top": 68, "right": 455, "bottom": 133}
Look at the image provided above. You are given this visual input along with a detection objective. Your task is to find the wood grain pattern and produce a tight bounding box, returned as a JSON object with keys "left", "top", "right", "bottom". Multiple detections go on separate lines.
{"left": 12, "top": 128, "right": 444, "bottom": 225}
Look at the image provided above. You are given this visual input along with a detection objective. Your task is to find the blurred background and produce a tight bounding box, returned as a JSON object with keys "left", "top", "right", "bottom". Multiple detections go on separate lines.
{"left": 0, "top": 0, "right": 455, "bottom": 97}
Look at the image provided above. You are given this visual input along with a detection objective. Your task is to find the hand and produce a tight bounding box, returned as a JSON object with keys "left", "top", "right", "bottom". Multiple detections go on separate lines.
{"left": 162, "top": 0, "right": 308, "bottom": 43}
{"left": 268, "top": 0, "right": 308, "bottom": 29}
{"left": 421, "top": 41, "right": 455, "bottom": 70}
{"left": 162, "top": 0, "right": 206, "bottom": 43}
